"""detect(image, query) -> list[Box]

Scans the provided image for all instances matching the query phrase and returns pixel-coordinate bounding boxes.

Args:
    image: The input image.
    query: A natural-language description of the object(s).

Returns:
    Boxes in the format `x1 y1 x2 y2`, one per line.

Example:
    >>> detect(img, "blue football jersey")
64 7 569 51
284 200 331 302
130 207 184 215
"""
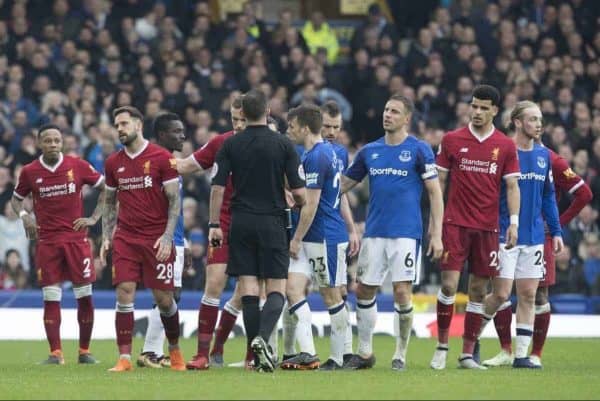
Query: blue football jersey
344 136 437 239
301 141 348 243
499 144 561 245
173 176 185 247
330 142 349 174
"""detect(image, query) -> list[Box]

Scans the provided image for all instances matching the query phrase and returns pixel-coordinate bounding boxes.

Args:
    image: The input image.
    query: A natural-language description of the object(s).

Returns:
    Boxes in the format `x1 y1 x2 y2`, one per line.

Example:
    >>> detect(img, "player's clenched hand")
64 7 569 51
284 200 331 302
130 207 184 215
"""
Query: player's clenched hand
208 227 223 248
505 225 518 250
289 238 301 259
427 235 443 261
99 239 111 266
73 217 97 231
22 215 38 240
154 234 173 262
347 231 360 258
553 236 564 255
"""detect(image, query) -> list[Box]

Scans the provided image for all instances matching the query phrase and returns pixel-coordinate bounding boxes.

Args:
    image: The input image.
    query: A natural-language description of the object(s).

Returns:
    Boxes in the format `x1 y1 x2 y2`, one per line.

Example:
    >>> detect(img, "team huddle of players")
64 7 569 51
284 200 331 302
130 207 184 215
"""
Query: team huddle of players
11 84 592 372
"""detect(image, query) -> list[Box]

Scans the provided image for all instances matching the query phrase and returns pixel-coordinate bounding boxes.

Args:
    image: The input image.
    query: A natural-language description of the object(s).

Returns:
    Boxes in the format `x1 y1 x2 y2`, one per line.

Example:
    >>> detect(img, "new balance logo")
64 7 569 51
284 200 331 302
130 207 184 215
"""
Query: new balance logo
117 167 125 173
460 147 469 153
36 178 43 184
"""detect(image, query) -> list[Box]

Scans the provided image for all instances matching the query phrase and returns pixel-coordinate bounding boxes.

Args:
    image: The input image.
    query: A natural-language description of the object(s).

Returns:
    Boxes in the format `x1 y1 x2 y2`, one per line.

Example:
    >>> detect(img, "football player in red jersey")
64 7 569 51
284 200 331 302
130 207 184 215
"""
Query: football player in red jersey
12 124 106 365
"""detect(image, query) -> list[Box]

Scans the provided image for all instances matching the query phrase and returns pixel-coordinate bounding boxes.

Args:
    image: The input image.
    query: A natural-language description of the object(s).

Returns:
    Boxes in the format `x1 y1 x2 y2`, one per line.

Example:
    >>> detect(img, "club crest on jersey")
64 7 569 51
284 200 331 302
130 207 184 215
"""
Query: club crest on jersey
537 156 546 169
67 169 74 182
143 160 151 174
399 150 411 162
491 147 500 161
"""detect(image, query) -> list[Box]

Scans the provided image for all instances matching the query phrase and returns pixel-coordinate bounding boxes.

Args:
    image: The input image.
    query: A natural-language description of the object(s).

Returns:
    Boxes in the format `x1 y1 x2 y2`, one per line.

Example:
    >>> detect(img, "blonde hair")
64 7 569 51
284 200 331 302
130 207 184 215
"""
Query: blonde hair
509 100 540 131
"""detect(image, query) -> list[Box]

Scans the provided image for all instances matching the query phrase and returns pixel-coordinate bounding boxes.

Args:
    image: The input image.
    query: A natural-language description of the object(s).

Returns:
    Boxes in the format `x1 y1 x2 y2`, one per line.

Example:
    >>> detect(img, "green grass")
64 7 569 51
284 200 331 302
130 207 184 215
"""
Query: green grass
0 337 598 400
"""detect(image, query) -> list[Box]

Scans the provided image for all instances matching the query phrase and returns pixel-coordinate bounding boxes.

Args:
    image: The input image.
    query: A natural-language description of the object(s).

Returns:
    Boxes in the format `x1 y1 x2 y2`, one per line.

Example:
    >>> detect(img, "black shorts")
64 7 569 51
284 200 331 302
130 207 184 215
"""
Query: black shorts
227 212 289 279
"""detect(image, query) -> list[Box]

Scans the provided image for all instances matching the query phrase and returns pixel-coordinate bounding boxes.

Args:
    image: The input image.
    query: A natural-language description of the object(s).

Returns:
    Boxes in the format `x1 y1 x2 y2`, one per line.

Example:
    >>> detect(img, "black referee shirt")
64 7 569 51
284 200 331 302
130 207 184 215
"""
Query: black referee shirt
212 125 305 215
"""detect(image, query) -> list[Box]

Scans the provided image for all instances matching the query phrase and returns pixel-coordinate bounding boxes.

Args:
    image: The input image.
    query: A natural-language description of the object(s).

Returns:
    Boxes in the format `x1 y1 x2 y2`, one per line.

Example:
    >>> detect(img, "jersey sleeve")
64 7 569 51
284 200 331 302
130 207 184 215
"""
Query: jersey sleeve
502 140 521 179
417 141 438 180
435 134 451 171
212 138 232 187
159 152 180 185
77 158 104 187
344 147 367 182
104 156 117 190
542 154 561 237
284 138 305 189
552 153 584 194
13 166 31 199
303 151 326 189
192 138 218 170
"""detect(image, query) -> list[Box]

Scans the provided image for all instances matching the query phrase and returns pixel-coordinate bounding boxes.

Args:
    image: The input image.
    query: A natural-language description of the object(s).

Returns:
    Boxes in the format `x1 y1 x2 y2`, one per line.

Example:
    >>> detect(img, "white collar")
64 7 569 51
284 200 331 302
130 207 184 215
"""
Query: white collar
468 123 495 143
124 140 149 159
39 153 64 173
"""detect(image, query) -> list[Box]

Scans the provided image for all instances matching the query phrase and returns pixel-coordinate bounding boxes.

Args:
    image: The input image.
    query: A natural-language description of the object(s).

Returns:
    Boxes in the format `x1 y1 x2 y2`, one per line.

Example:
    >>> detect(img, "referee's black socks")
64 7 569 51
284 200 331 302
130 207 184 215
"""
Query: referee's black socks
259 292 285 343
242 295 260 350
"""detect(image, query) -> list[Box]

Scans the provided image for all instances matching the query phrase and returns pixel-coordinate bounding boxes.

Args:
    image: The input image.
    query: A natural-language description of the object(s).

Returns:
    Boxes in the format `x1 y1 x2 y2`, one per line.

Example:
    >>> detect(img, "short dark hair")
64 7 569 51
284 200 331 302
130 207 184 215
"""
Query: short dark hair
472 84 501 106
231 95 243 109
37 123 62 138
153 112 181 136
112 105 144 121
321 100 340 118
241 89 267 121
388 93 414 115
289 103 322 134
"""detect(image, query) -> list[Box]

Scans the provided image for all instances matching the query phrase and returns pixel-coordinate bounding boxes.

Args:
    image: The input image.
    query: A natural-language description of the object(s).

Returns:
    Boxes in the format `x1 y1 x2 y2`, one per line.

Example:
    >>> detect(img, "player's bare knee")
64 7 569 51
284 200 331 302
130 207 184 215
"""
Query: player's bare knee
116 283 135 304
319 287 342 307
356 282 378 300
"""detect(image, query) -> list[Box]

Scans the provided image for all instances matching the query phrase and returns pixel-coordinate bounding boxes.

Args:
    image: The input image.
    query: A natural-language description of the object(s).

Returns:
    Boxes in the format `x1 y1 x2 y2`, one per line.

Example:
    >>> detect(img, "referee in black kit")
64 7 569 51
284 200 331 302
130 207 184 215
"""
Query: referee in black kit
208 89 306 372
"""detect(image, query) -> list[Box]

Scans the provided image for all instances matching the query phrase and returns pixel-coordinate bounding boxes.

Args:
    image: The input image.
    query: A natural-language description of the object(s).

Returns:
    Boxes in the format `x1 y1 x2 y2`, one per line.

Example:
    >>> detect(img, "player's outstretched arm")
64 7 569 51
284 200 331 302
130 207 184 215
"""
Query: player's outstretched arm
11 195 37 240
176 157 203 175
73 182 106 231
504 176 520 250
290 188 321 259
424 177 444 261
154 179 181 262
100 188 117 266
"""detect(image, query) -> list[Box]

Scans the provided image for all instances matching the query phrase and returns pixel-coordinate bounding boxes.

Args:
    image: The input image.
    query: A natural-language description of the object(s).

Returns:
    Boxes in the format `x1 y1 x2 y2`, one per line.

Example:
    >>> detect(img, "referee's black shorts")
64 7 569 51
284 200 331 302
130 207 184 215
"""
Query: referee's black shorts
226 212 289 279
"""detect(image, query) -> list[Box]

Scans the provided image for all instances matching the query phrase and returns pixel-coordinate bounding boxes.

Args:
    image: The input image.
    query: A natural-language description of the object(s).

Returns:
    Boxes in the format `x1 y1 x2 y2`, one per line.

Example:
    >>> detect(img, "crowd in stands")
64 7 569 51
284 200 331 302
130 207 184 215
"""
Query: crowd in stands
0 0 599 298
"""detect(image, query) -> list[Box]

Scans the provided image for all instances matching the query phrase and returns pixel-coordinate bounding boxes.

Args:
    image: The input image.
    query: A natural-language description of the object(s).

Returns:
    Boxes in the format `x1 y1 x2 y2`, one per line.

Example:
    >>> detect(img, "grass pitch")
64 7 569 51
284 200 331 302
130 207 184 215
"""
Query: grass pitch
0 337 597 400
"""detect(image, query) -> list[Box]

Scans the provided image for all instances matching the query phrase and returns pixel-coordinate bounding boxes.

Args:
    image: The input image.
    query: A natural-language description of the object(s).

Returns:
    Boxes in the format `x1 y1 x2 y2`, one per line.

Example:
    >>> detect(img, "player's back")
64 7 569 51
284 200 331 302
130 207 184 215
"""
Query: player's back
345 135 435 239
14 154 103 242
105 142 179 240
302 141 347 243
436 126 520 232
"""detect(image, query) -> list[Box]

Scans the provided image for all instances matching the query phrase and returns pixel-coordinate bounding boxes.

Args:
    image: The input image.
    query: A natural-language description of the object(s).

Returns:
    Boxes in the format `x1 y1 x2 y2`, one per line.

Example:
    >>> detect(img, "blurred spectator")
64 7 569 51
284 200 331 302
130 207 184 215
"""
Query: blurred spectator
301 11 339 65
581 233 600 295
184 228 206 290
0 202 30 272
552 245 587 295
0 249 28 290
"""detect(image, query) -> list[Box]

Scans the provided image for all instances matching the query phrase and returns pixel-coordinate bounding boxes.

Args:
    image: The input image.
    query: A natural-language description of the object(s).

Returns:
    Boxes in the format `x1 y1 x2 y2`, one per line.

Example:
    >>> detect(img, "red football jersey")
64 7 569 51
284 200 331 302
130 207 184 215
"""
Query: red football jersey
14 154 104 242
436 124 520 232
549 149 584 202
105 141 179 240
191 131 234 229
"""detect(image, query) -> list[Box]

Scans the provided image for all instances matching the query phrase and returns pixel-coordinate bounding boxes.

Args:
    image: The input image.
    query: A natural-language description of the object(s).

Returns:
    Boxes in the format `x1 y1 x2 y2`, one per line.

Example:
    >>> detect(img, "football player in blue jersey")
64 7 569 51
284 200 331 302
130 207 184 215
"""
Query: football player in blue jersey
137 112 191 368
341 94 444 371
281 103 351 371
479 100 563 368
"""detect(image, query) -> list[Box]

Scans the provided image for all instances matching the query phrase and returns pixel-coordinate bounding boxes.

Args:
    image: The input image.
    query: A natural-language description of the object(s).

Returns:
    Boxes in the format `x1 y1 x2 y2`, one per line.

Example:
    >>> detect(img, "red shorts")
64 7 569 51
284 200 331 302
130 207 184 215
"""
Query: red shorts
207 229 229 265
440 224 500 278
539 235 555 287
36 238 95 287
112 234 176 290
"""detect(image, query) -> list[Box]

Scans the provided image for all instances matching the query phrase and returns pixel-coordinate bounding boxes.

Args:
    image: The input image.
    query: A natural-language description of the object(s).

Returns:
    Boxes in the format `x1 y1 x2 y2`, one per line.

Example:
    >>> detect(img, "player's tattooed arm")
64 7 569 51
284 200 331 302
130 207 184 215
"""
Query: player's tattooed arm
11 195 37 240
100 188 117 265
154 180 181 261
73 182 106 231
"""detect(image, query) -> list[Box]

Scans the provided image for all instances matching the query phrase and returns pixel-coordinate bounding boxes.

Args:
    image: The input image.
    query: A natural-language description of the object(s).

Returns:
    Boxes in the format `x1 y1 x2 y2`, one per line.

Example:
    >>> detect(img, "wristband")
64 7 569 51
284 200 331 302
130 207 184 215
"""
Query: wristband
510 214 519 227
208 222 220 229
19 210 28 218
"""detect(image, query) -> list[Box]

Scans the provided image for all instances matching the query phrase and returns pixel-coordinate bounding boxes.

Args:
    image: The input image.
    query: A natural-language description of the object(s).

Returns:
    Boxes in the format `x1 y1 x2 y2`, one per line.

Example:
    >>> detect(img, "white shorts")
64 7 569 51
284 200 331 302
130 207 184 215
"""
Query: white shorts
174 245 184 288
288 241 348 288
498 243 544 280
357 237 421 286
